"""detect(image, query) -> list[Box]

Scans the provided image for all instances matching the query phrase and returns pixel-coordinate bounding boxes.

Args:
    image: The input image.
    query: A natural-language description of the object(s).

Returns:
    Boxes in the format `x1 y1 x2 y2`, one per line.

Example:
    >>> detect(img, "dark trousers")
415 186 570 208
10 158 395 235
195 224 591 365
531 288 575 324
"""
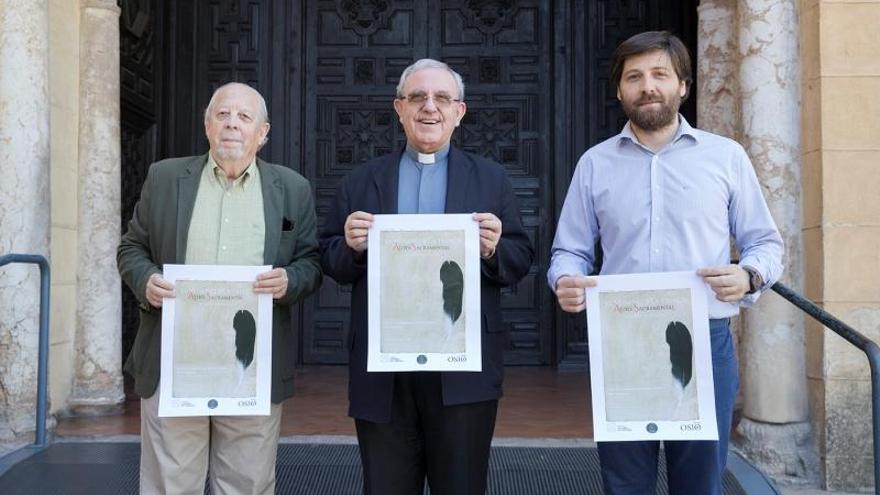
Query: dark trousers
598 318 740 495
355 372 498 495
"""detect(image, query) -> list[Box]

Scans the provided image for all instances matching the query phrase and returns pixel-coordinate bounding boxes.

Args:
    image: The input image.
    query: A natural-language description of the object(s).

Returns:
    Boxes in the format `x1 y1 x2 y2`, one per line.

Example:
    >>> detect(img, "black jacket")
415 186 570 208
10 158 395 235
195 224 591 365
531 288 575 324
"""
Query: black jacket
320 147 534 422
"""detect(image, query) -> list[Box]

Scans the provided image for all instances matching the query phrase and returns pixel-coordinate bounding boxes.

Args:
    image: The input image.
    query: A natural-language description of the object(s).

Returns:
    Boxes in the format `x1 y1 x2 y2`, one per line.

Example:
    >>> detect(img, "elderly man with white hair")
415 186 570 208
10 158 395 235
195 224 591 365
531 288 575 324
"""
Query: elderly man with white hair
118 82 322 494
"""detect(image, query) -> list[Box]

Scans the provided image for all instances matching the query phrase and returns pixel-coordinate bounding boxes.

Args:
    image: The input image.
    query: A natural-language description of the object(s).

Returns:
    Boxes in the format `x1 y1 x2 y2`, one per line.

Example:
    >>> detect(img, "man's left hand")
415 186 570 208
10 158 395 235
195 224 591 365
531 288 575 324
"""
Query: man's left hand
473 212 502 259
697 264 750 302
254 268 289 299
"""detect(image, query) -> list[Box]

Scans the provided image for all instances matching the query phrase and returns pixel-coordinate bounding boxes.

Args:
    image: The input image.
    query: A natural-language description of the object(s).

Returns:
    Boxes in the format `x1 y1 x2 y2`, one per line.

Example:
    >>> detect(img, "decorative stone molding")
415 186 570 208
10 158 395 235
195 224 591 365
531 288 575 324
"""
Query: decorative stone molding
735 418 818 486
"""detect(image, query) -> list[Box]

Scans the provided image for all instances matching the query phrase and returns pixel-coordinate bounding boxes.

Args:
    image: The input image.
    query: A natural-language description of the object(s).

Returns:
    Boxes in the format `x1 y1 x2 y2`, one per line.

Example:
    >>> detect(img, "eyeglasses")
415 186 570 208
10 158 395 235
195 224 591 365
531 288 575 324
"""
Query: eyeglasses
397 92 461 108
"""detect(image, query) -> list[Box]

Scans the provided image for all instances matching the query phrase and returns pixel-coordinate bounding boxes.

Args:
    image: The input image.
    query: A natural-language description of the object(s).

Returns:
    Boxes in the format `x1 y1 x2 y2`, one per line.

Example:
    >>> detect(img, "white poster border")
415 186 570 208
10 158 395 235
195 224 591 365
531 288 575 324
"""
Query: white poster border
367 214 481 372
159 264 273 417
586 271 719 441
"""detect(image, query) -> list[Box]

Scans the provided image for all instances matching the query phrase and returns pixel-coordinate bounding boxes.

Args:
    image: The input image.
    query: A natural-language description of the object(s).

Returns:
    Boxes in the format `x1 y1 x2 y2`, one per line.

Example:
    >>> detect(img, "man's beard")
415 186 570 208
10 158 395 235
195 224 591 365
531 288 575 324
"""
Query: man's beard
622 93 681 131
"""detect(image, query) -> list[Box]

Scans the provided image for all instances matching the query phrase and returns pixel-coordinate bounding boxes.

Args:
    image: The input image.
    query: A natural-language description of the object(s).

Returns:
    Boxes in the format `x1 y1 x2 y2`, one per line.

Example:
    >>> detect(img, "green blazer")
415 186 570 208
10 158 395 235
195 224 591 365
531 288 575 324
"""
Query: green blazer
117 154 322 403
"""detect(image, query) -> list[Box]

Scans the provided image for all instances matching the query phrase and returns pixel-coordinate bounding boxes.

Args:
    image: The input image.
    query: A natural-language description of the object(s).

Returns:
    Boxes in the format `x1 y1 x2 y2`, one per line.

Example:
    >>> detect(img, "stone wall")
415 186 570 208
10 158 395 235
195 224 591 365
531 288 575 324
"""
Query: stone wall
801 0 880 491
0 0 51 454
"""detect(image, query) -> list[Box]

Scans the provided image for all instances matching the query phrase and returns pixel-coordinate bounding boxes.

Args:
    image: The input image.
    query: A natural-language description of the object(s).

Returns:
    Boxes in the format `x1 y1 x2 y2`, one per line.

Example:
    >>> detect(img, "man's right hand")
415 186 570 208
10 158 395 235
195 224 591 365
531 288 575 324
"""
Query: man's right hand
554 275 596 313
344 211 374 252
146 273 175 308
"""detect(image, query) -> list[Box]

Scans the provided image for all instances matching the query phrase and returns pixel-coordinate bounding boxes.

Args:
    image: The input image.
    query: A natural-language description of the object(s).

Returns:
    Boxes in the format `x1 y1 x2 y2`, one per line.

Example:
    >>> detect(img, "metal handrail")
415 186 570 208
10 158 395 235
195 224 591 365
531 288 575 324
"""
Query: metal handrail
0 254 50 447
771 282 880 494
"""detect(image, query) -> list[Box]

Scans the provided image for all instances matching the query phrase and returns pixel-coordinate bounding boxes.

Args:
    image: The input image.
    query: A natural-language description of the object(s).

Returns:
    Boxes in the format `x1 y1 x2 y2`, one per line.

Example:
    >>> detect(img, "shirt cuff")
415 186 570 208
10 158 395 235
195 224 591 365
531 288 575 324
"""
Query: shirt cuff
547 261 587 292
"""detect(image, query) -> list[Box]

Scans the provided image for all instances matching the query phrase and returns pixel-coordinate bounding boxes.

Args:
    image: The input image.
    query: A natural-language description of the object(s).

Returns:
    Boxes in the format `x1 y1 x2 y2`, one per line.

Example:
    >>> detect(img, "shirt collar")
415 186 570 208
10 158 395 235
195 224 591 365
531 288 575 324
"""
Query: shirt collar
617 114 699 150
404 144 450 165
207 153 258 189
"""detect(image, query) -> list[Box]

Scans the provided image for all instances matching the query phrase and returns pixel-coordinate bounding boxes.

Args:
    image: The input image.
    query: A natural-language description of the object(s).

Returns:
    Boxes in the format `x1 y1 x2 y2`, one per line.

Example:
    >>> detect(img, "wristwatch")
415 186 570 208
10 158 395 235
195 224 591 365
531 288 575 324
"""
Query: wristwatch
741 265 763 294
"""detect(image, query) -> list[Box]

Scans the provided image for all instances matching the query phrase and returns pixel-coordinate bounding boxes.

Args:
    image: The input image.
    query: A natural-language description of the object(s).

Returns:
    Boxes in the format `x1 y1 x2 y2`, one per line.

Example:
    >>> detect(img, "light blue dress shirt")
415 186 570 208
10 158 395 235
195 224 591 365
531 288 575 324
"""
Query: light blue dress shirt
547 116 784 318
397 145 449 214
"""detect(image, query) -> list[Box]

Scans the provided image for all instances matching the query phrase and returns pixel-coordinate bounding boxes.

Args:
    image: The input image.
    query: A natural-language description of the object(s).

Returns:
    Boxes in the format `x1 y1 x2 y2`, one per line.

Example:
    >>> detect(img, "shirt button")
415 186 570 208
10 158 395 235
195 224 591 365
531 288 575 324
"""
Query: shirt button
654 249 659 253
224 218 229 223
221 246 227 251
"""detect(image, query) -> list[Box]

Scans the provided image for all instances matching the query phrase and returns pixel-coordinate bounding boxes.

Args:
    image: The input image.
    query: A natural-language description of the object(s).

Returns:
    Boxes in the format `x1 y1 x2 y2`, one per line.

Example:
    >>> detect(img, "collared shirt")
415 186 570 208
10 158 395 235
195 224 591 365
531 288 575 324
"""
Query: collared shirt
397 145 449 214
185 154 265 265
547 116 784 318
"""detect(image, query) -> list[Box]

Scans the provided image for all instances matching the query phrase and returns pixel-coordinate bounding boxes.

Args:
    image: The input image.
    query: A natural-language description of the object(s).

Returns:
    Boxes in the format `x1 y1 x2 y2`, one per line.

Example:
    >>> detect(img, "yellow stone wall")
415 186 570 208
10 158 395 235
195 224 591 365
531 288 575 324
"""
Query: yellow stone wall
48 0 80 415
801 0 880 490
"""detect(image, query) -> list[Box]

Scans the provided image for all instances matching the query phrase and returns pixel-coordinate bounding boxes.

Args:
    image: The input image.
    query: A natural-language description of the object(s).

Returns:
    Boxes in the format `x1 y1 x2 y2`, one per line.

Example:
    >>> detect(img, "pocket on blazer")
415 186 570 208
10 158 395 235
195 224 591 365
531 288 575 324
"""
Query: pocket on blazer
276 230 297 263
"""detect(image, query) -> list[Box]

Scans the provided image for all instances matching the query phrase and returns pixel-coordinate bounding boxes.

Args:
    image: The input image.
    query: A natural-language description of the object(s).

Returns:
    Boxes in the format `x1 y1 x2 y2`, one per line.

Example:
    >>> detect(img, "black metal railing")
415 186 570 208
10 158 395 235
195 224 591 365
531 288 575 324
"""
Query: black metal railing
771 282 880 494
0 254 50 447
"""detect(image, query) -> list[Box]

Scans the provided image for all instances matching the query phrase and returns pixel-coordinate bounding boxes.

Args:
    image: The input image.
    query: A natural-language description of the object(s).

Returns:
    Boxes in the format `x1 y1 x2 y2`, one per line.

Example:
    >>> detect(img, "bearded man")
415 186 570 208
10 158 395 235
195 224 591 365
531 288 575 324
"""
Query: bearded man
548 31 784 495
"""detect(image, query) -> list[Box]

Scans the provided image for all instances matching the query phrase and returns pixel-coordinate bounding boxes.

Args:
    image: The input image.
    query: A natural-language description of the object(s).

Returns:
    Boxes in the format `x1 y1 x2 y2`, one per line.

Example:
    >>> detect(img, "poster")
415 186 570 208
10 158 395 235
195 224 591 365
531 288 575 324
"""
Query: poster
585 271 718 441
367 214 481 371
159 264 272 417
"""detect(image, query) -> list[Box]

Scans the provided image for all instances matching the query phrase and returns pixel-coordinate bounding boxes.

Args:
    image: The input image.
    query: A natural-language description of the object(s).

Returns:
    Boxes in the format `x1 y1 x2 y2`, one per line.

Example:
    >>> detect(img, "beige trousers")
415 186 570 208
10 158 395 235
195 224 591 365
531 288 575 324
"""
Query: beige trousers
139 389 283 495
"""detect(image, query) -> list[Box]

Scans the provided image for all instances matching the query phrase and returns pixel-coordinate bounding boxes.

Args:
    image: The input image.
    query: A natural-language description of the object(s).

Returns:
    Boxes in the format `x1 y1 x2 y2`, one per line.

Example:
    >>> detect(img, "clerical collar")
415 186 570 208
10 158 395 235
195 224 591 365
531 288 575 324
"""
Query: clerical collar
404 145 450 165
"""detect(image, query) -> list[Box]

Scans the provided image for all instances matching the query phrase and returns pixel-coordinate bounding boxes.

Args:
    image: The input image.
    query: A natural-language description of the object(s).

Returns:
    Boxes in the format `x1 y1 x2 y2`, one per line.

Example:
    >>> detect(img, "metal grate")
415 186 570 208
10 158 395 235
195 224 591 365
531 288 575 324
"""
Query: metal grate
0 442 748 494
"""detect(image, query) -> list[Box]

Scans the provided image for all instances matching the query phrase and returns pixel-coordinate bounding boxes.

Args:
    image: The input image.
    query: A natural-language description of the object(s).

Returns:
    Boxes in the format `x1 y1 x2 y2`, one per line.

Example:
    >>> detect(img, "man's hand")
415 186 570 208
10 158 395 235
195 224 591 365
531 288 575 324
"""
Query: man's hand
554 275 597 313
345 211 374 253
146 273 175 308
255 268 289 299
697 264 750 302
472 212 502 259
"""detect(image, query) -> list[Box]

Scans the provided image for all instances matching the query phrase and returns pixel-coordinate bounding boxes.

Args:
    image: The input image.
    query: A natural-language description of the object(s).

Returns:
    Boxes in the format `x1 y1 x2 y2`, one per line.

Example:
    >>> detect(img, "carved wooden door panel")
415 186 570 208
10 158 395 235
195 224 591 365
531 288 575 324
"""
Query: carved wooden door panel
301 1 420 364
433 1 553 365
120 0 163 368
138 0 697 368
302 1 555 365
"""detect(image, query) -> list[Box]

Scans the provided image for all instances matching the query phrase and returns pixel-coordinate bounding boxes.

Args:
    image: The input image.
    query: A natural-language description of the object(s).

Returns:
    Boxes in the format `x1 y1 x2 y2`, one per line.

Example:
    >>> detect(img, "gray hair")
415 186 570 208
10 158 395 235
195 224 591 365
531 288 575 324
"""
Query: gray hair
204 82 270 125
396 59 465 101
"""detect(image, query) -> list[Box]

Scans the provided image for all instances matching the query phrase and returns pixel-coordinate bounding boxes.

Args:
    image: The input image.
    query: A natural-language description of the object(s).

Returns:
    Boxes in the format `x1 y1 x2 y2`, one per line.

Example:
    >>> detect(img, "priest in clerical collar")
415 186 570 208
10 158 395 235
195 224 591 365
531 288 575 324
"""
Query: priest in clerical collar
319 58 534 495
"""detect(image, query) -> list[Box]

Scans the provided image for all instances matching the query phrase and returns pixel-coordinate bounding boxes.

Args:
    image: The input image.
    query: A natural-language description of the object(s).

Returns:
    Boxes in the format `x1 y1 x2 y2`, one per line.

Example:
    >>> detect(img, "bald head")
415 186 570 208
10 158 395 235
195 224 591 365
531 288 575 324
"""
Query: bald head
205 82 269 125
203 82 271 169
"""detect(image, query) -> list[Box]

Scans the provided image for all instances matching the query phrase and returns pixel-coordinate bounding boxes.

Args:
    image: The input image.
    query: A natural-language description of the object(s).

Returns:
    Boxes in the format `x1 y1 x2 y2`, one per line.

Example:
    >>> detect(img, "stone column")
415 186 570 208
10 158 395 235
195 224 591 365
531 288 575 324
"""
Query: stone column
696 0 739 140
69 0 125 415
0 1 51 448
696 0 748 392
734 0 817 484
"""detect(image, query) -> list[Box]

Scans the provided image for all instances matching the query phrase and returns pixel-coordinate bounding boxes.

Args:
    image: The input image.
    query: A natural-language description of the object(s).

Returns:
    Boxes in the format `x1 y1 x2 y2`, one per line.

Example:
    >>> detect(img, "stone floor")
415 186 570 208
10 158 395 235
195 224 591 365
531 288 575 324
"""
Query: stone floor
780 488 863 495
51 365 868 494
55 365 593 439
